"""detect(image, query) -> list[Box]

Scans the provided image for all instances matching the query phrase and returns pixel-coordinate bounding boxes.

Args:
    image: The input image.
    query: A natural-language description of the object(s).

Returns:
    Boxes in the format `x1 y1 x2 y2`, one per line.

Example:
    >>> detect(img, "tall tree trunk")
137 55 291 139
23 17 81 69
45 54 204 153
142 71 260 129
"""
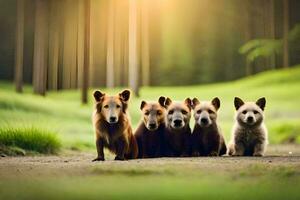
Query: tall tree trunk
77 0 85 88
14 0 25 93
33 0 48 96
48 0 60 90
283 0 289 68
269 0 276 69
244 0 252 75
129 0 139 96
141 0 150 86
106 0 115 88
82 0 90 104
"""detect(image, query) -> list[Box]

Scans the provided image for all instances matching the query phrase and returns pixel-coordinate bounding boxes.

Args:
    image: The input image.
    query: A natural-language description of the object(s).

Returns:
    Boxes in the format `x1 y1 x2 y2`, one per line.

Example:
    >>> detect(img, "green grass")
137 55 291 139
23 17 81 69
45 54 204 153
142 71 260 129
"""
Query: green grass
0 127 61 155
0 66 300 150
0 163 300 200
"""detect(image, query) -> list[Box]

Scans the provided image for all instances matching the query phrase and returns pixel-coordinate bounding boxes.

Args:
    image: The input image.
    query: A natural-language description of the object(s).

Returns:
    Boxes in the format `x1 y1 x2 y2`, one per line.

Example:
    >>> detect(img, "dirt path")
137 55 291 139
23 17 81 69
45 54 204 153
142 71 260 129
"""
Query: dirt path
1 144 300 179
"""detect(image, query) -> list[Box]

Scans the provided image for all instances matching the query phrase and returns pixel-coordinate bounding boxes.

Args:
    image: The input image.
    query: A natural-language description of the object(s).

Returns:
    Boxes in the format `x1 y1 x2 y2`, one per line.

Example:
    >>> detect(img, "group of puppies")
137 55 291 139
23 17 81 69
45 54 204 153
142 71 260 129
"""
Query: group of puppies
92 90 268 161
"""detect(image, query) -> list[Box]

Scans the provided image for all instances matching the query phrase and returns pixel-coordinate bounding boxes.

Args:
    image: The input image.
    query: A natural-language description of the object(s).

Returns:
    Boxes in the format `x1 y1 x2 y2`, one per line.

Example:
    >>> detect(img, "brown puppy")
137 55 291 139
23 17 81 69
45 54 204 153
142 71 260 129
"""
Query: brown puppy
191 97 226 156
92 90 138 161
163 98 192 157
134 97 166 158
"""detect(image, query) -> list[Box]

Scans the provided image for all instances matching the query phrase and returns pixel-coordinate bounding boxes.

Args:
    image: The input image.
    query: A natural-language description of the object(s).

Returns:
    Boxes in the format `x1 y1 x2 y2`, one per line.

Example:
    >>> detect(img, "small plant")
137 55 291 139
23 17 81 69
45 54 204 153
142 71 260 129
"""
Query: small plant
0 127 61 155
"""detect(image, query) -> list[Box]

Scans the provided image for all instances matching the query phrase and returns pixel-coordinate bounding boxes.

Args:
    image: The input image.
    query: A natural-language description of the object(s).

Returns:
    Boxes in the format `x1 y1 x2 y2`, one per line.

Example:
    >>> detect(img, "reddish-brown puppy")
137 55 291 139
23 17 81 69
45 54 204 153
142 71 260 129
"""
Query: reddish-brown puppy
191 97 226 156
134 97 166 158
163 98 192 157
92 90 138 161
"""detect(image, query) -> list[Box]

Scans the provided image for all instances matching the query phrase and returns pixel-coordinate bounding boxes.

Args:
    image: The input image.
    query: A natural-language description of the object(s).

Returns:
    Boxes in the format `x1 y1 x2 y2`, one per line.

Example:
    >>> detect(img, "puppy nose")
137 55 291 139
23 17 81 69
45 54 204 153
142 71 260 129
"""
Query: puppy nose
149 123 156 129
174 119 182 126
247 116 254 122
110 116 117 122
201 118 208 124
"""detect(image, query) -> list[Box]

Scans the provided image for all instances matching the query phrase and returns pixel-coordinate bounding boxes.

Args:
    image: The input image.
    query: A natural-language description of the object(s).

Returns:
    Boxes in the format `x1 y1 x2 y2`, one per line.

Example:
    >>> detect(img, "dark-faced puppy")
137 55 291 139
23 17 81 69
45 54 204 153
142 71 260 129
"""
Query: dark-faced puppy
191 97 226 156
228 97 268 156
92 90 138 161
163 98 192 157
134 97 166 158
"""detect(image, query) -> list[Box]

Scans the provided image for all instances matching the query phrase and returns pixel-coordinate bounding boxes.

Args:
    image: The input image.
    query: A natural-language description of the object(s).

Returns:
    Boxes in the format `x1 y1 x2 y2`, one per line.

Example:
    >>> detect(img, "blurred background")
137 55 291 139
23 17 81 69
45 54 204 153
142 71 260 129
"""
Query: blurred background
0 0 300 152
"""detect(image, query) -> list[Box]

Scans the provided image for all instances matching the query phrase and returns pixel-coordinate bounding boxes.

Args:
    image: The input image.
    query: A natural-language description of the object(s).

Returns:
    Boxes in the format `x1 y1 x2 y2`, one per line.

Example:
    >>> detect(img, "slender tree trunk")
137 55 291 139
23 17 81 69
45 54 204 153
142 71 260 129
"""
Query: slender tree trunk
48 0 60 90
106 0 115 88
129 0 139 96
244 0 252 75
141 0 150 86
14 0 25 93
82 0 90 104
269 0 276 69
33 0 48 96
283 0 289 68
77 0 85 88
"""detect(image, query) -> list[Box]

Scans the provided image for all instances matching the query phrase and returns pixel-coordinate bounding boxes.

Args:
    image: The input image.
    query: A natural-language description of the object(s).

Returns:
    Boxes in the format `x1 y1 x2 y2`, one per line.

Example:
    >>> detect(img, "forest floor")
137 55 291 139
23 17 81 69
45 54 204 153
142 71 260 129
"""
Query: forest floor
1 145 300 200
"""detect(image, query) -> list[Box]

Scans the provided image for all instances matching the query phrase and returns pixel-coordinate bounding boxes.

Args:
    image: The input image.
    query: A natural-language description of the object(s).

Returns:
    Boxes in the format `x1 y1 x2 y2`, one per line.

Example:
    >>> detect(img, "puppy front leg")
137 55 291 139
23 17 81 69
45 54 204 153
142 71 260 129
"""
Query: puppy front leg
92 137 105 161
233 142 245 156
115 137 127 161
253 142 265 156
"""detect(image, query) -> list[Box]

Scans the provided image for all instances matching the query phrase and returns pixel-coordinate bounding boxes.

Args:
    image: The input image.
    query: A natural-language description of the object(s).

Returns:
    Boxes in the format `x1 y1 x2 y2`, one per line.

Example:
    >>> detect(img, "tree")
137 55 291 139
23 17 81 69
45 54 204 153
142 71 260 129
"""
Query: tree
129 0 139 96
106 0 115 88
82 0 90 104
14 0 25 93
283 0 289 68
32 0 49 96
141 0 150 86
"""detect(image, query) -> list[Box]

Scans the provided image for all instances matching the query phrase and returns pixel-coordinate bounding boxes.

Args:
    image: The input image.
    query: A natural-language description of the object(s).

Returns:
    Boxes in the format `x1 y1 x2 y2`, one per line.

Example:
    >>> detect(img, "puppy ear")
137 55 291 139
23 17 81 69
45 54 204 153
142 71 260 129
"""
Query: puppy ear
93 90 105 102
158 96 166 107
164 97 172 108
212 97 220 111
234 97 244 110
256 97 266 111
119 89 131 102
184 98 192 110
140 101 147 110
192 98 200 109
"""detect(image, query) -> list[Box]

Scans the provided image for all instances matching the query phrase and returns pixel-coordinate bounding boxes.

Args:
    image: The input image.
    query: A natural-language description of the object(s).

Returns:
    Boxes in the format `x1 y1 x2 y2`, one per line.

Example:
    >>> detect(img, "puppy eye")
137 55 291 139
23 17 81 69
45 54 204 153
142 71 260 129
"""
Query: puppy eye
104 105 109 109
182 110 188 115
168 110 174 115
254 110 258 114
208 109 214 114
145 111 150 115
242 110 247 114
116 105 121 108
197 110 202 114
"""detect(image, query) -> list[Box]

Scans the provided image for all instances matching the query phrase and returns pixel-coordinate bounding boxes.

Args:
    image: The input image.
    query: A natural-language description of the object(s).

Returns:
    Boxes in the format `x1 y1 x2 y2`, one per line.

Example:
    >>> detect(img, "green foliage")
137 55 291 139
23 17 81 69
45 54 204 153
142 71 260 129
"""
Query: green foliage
0 127 61 155
239 39 281 62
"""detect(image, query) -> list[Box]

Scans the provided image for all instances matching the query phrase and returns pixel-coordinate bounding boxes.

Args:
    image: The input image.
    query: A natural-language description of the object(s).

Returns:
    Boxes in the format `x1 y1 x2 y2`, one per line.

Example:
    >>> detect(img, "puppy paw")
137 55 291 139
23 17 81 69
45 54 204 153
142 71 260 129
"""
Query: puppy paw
192 151 200 157
92 157 105 162
114 156 125 161
253 152 263 157
209 152 218 156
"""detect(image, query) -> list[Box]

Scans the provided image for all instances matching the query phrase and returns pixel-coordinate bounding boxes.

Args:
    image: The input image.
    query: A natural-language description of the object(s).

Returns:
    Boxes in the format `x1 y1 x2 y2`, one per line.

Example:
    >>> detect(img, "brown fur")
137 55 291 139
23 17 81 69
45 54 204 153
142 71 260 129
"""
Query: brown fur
191 97 226 156
163 98 192 157
92 90 138 161
134 97 166 158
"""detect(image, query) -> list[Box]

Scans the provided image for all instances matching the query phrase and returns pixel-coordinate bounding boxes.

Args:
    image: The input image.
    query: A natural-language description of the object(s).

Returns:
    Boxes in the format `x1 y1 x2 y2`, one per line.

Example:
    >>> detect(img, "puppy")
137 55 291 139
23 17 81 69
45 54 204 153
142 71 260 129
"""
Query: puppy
163 98 192 157
191 97 227 156
92 90 138 161
134 97 166 158
228 97 268 156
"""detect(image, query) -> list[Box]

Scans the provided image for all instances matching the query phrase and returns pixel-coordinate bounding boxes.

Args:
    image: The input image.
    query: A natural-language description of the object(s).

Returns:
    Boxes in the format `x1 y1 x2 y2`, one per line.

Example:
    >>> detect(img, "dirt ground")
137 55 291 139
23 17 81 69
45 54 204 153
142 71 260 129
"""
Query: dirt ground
1 144 300 178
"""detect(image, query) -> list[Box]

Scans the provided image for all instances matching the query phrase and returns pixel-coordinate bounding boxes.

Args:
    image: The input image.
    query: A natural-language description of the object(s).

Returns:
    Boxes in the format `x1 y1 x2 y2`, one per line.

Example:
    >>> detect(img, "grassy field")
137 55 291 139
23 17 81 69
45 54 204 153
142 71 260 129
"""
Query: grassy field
1 66 300 153
1 67 300 200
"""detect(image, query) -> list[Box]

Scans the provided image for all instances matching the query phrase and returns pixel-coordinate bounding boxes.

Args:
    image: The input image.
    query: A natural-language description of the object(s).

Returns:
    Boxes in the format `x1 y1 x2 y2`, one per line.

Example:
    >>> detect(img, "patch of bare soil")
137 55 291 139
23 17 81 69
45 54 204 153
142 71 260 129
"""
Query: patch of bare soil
0 145 300 179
